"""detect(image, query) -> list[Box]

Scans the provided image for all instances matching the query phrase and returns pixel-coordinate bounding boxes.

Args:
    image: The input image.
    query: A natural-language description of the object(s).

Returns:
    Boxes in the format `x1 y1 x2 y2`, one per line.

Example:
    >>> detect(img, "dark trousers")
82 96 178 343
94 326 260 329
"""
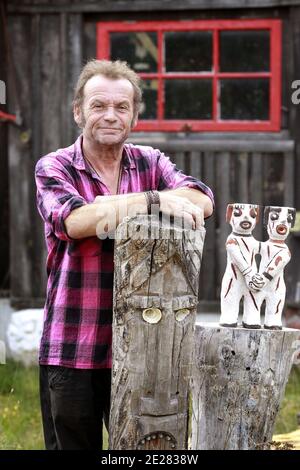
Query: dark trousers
39 365 111 450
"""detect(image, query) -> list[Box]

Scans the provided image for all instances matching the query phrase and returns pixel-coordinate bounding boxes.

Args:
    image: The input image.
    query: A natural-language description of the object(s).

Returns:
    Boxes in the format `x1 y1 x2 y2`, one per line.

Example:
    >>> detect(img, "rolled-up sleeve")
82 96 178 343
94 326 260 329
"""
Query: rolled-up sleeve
155 151 214 209
35 159 86 241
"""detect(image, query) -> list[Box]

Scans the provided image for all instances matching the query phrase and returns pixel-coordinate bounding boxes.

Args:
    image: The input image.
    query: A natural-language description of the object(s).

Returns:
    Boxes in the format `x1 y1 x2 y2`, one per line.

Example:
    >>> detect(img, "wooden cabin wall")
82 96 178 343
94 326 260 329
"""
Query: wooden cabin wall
0 1 9 293
5 1 300 309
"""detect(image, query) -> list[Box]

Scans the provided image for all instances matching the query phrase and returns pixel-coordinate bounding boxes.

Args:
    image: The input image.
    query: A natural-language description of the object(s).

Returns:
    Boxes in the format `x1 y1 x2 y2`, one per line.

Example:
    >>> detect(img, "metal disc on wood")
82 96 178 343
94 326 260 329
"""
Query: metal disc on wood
142 307 162 324
175 308 190 322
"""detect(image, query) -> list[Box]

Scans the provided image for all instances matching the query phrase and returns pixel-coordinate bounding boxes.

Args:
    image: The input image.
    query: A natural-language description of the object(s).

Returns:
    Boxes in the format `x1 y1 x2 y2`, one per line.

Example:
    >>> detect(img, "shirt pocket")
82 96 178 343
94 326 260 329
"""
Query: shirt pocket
67 237 102 257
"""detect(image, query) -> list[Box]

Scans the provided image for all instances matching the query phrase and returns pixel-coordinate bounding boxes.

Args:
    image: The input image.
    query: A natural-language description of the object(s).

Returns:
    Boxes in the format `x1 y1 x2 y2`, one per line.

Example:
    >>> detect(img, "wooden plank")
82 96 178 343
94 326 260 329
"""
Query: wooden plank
189 151 202 180
8 14 33 301
68 14 83 142
250 152 264 242
7 0 300 13
29 13 47 299
200 152 217 301
60 12 69 146
284 151 295 206
0 2 9 290
171 151 185 172
281 16 290 130
40 14 61 153
83 19 96 63
216 152 231 292
237 152 249 203
290 7 300 209
130 139 295 153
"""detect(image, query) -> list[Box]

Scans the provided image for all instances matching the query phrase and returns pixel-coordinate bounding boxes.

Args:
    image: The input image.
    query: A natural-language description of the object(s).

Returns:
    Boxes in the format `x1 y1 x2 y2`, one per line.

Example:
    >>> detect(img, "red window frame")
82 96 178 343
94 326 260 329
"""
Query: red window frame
97 19 281 132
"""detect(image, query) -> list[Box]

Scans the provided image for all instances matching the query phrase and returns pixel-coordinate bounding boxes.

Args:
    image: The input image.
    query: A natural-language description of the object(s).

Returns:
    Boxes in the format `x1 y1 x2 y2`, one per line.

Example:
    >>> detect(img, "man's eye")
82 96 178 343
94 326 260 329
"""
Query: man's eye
270 212 279 221
250 208 257 219
233 208 242 217
287 214 294 223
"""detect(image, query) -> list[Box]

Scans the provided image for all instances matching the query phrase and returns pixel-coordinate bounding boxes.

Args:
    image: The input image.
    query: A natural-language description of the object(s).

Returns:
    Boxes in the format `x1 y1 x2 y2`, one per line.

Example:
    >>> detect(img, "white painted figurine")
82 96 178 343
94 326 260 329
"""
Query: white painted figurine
220 203 296 330
250 206 296 330
220 203 261 328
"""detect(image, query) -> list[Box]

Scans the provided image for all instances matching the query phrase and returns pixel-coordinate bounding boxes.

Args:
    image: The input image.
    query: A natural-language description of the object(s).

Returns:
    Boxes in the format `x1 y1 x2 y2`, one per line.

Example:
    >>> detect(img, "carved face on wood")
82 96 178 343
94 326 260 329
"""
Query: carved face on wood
264 206 296 241
226 203 259 235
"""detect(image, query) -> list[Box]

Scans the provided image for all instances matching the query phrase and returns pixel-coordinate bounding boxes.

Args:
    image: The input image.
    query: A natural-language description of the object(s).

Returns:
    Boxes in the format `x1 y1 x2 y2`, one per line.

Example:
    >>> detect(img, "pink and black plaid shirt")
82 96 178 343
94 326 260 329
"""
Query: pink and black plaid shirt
35 135 214 369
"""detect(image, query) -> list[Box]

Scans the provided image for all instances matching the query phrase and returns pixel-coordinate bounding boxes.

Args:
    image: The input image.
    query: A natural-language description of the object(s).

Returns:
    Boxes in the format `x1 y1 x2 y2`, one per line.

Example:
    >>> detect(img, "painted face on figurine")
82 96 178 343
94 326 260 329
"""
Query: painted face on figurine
226 203 259 235
264 206 296 241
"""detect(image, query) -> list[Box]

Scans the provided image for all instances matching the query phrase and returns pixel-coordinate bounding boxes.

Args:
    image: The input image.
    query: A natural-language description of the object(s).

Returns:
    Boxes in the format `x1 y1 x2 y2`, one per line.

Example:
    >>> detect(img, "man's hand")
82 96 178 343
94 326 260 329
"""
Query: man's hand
159 192 204 230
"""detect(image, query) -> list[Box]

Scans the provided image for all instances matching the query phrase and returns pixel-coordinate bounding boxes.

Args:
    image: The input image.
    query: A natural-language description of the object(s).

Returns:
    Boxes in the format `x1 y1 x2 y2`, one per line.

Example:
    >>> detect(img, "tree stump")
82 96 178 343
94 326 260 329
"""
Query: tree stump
191 323 300 450
109 215 205 450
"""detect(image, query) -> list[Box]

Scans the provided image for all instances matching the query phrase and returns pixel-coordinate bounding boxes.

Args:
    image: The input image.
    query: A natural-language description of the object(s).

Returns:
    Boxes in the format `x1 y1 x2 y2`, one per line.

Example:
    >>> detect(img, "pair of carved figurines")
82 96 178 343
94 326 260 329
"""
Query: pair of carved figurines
220 204 296 330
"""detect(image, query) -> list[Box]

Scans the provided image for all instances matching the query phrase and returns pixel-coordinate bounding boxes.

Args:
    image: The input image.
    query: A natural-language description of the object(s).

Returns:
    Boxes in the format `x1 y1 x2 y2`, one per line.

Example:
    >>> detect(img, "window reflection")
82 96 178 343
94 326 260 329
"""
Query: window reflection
110 32 158 72
140 80 158 120
220 79 269 120
220 31 270 72
165 31 213 72
165 80 212 119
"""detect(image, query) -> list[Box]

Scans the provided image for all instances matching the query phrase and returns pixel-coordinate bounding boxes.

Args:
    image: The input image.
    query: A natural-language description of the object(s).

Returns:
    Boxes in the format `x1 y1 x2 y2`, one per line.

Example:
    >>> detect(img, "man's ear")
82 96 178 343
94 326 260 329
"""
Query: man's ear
73 104 83 128
131 113 138 130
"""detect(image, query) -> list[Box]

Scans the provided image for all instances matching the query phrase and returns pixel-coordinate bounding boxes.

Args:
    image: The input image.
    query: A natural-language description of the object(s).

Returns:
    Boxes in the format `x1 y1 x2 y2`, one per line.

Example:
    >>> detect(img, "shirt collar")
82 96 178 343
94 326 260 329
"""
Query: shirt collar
72 134 136 170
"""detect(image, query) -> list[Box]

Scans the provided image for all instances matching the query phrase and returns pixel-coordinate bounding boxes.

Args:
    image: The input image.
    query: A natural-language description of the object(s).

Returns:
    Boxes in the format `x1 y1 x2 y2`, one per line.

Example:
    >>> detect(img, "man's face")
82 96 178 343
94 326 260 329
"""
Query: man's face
74 74 137 146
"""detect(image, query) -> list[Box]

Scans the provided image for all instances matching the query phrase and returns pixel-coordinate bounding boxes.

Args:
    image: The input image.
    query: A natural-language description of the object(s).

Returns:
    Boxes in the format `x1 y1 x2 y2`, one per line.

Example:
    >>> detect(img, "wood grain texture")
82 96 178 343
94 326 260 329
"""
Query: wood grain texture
110 215 205 450
191 323 300 449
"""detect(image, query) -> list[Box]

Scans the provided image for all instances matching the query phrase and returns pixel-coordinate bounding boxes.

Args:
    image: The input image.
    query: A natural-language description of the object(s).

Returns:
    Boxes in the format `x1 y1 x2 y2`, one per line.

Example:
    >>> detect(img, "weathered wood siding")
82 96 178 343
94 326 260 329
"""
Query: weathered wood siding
4 1 300 308
0 1 9 291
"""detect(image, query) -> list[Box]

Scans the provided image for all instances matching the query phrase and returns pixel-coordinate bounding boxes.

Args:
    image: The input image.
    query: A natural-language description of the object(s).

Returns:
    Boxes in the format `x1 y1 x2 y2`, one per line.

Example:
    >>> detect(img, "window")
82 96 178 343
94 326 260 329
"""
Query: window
97 20 281 132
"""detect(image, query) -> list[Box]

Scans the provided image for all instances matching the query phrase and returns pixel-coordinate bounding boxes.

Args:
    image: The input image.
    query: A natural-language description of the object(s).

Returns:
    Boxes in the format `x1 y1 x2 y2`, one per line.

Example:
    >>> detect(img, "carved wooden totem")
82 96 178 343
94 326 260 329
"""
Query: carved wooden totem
110 215 205 450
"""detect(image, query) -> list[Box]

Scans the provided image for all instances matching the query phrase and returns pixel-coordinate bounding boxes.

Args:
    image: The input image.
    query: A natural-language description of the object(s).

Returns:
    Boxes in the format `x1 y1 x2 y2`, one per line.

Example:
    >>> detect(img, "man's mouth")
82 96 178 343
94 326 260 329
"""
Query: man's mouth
276 224 287 235
240 221 252 230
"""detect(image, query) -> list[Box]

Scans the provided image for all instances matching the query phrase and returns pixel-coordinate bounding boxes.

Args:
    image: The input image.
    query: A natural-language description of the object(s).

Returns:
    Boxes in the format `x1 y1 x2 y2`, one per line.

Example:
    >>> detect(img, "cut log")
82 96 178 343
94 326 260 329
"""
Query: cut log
109 215 205 450
191 322 300 450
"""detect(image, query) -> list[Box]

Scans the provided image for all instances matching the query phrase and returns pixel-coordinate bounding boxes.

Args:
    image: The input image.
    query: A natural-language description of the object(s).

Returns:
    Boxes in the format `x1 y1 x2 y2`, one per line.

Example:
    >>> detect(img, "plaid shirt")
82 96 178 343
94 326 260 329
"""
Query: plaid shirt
35 135 214 369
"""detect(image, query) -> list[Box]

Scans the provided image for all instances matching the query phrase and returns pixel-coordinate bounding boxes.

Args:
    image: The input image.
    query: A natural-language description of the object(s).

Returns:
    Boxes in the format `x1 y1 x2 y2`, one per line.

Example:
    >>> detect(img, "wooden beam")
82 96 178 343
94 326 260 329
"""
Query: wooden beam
130 138 295 153
6 0 300 14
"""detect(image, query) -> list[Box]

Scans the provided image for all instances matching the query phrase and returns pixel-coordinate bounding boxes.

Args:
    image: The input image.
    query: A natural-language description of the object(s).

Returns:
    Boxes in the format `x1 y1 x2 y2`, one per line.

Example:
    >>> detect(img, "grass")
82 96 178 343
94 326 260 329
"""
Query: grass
0 360 44 450
274 365 300 435
0 360 299 450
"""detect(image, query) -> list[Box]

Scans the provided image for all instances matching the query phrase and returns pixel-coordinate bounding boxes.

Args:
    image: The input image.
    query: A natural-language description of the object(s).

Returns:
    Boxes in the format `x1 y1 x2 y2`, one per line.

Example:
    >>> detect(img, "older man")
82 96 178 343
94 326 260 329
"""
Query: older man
35 59 214 450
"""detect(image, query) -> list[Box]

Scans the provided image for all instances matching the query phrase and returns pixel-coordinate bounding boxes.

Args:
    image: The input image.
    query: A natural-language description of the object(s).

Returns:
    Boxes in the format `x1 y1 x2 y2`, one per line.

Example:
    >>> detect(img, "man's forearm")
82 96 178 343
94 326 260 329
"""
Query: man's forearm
65 188 213 239
65 192 148 239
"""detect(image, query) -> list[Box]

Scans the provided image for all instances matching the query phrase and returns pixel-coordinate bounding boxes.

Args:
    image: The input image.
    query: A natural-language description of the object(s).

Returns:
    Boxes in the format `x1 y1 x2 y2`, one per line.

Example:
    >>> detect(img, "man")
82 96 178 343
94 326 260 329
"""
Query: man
35 59 214 450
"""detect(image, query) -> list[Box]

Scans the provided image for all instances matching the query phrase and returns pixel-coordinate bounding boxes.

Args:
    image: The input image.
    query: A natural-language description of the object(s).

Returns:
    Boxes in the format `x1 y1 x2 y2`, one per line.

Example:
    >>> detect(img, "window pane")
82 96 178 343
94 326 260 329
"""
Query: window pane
140 79 158 120
165 31 213 72
165 79 212 119
110 32 158 72
220 31 270 72
220 79 269 120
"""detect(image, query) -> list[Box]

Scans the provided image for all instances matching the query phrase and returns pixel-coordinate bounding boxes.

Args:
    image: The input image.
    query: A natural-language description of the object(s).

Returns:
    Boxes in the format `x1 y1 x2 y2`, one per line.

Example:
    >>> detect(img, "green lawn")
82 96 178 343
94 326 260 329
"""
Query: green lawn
0 360 299 450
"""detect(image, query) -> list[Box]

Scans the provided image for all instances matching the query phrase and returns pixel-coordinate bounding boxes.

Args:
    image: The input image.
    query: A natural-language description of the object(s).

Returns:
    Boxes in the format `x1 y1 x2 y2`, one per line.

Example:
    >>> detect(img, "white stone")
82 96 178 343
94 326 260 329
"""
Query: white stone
6 309 43 367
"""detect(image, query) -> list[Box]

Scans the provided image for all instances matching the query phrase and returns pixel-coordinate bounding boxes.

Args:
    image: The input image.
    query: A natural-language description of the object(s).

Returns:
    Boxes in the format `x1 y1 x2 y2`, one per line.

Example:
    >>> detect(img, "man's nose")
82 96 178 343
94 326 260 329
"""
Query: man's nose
104 106 117 121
